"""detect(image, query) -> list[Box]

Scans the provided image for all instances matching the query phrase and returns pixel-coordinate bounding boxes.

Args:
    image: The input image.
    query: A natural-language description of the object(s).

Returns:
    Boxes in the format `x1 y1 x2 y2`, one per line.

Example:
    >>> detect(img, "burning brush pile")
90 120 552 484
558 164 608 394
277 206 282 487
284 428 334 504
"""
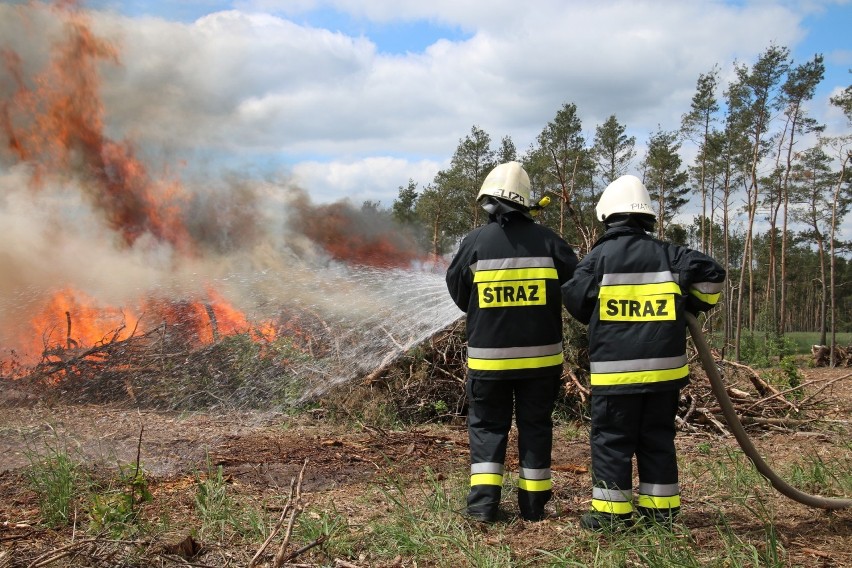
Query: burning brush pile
0 2 462 410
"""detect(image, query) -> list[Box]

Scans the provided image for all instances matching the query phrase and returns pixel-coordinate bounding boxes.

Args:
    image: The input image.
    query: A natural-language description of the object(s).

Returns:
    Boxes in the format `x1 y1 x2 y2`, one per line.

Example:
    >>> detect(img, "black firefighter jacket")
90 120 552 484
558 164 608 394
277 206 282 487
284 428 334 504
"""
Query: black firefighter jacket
446 211 578 380
561 226 726 394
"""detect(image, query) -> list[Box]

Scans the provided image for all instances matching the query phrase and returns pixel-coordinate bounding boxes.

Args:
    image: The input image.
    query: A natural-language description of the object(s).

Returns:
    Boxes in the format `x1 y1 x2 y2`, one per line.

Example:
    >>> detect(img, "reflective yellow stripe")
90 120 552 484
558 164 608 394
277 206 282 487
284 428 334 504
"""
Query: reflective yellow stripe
518 478 552 492
473 267 557 282
468 353 563 371
690 288 721 305
637 494 681 509
591 499 634 515
471 473 503 487
591 364 688 386
600 282 682 296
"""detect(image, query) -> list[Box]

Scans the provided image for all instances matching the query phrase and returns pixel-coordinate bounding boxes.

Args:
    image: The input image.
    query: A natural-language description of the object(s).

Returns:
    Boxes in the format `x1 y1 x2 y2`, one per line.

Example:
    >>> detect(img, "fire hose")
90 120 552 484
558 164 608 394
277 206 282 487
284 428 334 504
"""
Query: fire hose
463 187 847 509
686 312 852 509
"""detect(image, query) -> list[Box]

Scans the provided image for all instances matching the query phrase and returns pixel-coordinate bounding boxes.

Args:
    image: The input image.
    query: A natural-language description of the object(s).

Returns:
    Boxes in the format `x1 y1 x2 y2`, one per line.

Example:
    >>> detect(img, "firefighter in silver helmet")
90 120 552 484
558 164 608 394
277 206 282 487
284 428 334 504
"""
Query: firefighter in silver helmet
562 175 725 530
446 161 578 522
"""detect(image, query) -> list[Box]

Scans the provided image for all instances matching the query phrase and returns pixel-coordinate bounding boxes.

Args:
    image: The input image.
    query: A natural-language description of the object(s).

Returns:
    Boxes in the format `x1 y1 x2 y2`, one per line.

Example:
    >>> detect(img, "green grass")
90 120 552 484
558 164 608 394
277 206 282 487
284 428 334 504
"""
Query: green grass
194 456 267 542
24 441 83 528
705 330 852 360
785 446 852 497
783 331 852 354
340 467 517 567
88 461 153 538
685 446 768 499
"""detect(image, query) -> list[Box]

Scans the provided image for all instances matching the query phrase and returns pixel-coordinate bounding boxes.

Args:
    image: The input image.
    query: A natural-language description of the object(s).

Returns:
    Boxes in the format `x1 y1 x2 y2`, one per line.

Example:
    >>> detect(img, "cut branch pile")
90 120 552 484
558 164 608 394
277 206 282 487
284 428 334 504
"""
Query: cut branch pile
811 344 852 367
323 318 469 424
676 346 843 435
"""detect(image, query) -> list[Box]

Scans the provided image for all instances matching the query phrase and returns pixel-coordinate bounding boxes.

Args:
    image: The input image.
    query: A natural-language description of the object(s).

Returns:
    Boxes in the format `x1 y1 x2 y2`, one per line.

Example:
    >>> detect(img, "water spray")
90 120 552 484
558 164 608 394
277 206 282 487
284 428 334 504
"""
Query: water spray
686 313 852 510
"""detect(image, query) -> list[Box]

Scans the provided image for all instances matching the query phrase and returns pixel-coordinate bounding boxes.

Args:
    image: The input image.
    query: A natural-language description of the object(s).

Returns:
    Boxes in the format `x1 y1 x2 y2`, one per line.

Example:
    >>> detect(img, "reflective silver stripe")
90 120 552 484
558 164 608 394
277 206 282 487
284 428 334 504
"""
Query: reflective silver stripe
471 462 504 475
592 487 632 502
467 342 563 360
590 354 688 374
472 257 556 272
601 271 675 286
519 467 551 480
638 482 680 496
691 281 724 293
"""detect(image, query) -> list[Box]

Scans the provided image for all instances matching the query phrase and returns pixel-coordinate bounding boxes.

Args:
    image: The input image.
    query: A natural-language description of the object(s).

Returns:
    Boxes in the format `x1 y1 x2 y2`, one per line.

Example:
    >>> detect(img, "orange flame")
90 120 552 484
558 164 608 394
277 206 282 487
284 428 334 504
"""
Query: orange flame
21 286 276 365
293 201 424 268
28 288 140 358
0 0 192 253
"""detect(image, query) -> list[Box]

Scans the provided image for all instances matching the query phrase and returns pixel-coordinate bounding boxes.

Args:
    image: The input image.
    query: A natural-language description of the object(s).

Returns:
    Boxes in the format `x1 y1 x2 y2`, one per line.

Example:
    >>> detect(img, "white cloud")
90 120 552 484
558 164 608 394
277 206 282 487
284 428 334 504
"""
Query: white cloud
291 157 445 204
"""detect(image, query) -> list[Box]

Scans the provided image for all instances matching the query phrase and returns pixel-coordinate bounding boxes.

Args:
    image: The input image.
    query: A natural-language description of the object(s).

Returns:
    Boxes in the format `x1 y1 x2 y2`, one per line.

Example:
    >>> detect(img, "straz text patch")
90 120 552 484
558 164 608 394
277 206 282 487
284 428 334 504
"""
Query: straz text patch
478 279 546 307
599 292 675 321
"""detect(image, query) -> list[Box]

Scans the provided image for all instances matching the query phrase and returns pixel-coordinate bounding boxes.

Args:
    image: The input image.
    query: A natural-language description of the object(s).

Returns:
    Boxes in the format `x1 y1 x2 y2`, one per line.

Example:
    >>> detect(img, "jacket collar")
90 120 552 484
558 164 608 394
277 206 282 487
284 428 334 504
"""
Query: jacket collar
592 225 648 248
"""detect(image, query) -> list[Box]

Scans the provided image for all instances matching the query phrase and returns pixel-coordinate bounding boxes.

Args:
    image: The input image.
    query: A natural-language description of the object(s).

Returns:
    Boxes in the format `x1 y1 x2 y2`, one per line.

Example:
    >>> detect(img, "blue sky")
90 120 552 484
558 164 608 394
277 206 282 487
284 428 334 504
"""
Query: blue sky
96 1 472 51
2 0 851 206
798 3 851 94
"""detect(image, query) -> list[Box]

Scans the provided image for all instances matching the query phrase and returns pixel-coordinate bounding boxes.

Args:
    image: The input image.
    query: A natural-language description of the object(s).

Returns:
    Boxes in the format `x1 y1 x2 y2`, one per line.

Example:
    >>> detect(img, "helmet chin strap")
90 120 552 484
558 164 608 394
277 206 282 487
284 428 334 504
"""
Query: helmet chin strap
480 196 532 222
481 196 500 215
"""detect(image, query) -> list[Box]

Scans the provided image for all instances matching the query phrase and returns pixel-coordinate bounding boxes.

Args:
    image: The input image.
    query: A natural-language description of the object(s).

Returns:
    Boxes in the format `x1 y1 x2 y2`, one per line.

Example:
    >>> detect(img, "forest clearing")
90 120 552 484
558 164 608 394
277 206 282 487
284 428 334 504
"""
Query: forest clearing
1 3 851 566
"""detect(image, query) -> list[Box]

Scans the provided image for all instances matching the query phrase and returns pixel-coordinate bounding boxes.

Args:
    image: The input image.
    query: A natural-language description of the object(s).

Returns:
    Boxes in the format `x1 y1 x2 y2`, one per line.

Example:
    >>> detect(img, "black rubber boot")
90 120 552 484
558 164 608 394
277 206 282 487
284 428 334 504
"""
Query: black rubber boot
636 506 679 529
519 489 551 522
580 511 634 532
465 509 498 523
466 485 500 523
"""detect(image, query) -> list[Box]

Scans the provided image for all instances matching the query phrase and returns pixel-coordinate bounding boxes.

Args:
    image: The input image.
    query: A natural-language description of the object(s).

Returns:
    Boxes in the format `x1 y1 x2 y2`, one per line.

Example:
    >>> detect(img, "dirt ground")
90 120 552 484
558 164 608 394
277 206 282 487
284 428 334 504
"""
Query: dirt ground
1 366 851 566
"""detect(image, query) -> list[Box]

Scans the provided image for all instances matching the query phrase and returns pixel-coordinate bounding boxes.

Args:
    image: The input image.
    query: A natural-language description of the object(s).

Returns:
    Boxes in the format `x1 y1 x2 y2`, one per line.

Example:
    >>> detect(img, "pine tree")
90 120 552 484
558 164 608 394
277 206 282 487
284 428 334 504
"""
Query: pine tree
642 129 689 239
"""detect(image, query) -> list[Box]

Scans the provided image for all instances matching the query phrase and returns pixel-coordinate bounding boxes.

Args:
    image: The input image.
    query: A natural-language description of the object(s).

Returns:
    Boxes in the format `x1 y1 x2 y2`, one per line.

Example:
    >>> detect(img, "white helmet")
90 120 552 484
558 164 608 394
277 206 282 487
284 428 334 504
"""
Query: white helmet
477 161 530 209
596 175 655 222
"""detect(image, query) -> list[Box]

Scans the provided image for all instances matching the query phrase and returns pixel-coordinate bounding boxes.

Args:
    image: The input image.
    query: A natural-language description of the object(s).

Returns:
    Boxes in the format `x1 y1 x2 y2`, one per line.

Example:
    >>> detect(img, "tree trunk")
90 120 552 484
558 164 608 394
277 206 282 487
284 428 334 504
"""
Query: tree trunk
723 177 732 359
829 152 850 366
735 182 757 361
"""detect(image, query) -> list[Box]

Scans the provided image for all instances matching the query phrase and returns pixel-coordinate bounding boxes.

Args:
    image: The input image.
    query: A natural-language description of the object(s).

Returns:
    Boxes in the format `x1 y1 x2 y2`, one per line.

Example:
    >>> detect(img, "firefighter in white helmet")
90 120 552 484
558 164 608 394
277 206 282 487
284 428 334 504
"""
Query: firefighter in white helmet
562 174 725 530
446 161 578 522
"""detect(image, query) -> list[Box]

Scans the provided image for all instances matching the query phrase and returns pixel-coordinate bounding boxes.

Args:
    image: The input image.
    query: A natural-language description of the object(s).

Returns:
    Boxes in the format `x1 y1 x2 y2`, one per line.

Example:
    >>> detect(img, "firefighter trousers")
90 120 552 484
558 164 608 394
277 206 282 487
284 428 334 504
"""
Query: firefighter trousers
466 375 560 521
589 389 681 520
